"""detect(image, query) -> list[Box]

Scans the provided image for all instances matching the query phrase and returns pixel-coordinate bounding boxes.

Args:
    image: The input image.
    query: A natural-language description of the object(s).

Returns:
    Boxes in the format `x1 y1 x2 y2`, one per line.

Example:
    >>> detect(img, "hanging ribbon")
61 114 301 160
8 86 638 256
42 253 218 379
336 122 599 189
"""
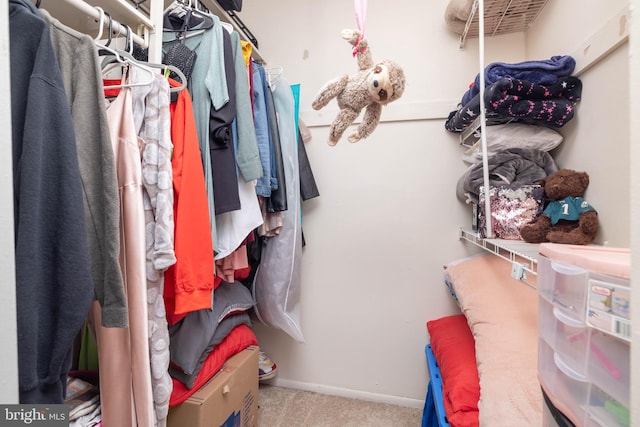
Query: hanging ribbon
352 0 368 57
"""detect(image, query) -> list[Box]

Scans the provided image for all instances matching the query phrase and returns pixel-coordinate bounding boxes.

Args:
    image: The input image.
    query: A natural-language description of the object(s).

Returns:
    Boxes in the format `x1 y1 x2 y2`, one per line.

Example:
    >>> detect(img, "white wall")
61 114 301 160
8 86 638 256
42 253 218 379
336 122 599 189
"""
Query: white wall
238 0 633 407
525 0 630 248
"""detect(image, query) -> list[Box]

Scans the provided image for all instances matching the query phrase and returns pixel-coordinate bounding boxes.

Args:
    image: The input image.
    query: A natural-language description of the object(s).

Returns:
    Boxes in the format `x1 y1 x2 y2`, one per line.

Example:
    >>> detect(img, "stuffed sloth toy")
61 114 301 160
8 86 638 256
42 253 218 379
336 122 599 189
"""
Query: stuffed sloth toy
312 29 406 146
519 169 599 245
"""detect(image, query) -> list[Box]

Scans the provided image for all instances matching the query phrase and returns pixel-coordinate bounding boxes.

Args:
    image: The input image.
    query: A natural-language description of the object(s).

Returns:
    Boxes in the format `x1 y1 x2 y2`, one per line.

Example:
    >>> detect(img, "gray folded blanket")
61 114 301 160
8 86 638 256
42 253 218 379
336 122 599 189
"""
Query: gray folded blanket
457 148 558 204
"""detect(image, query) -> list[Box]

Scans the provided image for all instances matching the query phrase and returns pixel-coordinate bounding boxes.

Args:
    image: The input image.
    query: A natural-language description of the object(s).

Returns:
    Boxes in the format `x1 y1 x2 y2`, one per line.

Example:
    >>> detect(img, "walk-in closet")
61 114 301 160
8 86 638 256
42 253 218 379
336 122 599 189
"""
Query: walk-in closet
0 0 639 426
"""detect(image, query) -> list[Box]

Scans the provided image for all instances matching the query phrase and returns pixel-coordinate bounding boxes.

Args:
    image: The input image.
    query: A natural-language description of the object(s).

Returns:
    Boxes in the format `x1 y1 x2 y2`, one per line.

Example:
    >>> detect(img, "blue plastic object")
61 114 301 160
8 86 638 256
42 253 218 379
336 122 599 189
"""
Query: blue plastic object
424 344 450 427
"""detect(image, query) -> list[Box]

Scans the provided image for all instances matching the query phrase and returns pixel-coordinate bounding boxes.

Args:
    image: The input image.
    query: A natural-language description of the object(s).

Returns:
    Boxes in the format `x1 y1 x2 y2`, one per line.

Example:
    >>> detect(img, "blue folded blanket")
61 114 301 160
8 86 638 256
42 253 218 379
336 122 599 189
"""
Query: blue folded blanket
461 55 576 106
446 76 582 132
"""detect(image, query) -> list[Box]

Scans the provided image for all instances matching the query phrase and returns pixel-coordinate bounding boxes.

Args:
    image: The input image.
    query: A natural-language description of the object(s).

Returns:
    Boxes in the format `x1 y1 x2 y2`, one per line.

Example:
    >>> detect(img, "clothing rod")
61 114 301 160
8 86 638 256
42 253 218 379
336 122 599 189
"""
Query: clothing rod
112 0 154 28
59 0 150 48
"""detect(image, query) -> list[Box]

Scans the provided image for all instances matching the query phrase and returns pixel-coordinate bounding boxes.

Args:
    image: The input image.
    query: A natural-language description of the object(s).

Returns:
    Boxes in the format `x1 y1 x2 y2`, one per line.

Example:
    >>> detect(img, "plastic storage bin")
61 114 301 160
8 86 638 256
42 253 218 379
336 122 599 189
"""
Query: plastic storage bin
538 338 589 425
537 243 631 427
538 296 589 376
538 255 590 321
584 384 630 427
586 331 630 408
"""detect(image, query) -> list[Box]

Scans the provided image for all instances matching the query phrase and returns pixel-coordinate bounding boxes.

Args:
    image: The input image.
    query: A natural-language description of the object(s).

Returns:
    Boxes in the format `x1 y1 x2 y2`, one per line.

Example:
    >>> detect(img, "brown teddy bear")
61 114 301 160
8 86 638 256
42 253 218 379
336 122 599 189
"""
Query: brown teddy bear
311 29 406 146
519 169 599 245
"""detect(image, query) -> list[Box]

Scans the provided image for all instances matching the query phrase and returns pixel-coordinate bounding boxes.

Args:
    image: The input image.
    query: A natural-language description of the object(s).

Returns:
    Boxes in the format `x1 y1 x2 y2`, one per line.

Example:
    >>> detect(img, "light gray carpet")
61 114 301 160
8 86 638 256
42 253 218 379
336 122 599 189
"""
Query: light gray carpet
258 384 424 427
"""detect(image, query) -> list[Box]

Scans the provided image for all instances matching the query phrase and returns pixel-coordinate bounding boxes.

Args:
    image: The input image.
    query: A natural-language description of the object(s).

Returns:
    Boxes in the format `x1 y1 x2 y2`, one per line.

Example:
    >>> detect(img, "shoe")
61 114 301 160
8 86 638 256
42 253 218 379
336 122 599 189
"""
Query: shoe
258 350 277 381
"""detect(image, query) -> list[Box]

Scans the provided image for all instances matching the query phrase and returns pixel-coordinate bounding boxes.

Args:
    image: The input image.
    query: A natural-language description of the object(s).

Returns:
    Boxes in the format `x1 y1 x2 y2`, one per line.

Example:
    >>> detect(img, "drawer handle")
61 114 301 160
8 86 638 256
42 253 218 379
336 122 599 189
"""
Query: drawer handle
551 261 587 275
552 306 585 327
553 352 588 382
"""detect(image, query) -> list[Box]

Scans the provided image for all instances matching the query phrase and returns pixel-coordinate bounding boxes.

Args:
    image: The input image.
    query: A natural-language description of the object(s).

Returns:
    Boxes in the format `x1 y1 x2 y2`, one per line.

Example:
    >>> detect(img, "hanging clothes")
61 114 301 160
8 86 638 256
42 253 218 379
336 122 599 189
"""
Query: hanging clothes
257 196 283 237
89 84 154 427
131 67 176 427
229 31 262 183
214 31 264 261
263 76 288 213
210 27 241 215
252 77 304 343
9 0 94 404
252 61 275 198
163 11 228 254
164 79 216 326
297 120 320 202
252 60 285 237
41 8 128 329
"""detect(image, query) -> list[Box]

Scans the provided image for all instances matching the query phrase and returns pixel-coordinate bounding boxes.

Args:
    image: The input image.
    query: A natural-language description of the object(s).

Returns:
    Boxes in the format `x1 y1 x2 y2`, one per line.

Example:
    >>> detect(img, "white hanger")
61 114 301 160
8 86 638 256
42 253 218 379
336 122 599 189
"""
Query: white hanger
102 63 156 90
94 8 126 66
94 6 105 42
265 66 283 90
220 21 233 34
96 13 155 90
118 24 188 93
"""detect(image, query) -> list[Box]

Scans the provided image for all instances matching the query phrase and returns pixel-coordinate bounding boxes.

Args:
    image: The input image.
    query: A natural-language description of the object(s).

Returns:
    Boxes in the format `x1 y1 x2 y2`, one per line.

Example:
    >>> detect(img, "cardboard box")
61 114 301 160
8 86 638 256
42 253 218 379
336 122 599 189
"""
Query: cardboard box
168 346 259 427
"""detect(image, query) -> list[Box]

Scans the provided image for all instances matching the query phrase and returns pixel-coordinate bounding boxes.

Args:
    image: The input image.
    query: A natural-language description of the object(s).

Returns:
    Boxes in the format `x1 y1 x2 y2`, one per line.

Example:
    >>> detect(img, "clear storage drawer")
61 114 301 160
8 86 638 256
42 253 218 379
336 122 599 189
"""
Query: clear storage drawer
538 255 589 321
539 297 589 376
538 338 588 426
586 331 630 408
585 384 629 427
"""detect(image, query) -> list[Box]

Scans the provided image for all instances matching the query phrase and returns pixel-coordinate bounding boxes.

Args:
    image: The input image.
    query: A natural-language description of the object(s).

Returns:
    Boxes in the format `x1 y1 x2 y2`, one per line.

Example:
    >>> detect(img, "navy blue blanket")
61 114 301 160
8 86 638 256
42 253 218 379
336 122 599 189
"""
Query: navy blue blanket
445 76 582 133
461 55 576 105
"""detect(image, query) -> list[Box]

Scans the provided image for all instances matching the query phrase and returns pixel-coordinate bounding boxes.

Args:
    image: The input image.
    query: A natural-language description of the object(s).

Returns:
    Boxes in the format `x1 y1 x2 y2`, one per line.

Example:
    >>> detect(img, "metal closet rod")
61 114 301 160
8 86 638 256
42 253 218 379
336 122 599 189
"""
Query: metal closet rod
59 0 152 48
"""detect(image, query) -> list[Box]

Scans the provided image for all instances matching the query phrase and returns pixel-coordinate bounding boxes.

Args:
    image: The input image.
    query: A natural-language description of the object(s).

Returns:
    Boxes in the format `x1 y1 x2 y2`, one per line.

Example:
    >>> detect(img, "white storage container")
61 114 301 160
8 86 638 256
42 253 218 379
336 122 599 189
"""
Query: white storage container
538 338 589 426
539 297 589 376
538 255 589 321
586 331 630 408
537 243 631 427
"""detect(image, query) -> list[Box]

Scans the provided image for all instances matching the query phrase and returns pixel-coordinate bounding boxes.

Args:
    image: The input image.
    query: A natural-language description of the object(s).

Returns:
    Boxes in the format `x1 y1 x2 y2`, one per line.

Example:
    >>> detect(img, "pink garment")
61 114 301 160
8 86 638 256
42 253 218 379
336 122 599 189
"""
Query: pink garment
91 85 154 427
257 195 283 237
215 245 249 283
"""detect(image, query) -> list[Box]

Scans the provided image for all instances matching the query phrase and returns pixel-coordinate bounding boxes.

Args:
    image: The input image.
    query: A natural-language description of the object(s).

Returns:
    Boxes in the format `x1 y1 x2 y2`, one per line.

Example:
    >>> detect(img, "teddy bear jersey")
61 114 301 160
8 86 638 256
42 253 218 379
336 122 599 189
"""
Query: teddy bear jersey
543 197 594 224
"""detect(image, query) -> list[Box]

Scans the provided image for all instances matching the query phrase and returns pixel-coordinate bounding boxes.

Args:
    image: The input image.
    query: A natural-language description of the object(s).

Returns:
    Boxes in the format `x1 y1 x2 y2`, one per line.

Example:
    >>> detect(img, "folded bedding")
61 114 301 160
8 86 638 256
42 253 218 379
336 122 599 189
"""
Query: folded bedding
444 255 541 427
456 147 558 204
169 324 258 406
461 123 563 164
461 56 576 106
169 311 253 389
446 76 582 132
169 280 256 377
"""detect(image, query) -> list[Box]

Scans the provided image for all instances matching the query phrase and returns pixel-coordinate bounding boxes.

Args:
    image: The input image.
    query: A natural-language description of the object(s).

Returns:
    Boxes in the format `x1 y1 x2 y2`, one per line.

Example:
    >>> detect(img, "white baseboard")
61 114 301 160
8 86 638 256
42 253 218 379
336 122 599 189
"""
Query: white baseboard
264 378 426 410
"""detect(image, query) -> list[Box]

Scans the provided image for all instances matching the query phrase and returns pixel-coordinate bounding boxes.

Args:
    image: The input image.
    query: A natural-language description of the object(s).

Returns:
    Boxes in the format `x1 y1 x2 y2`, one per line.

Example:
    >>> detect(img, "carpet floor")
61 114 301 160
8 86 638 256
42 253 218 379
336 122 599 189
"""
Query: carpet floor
257 384 424 427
